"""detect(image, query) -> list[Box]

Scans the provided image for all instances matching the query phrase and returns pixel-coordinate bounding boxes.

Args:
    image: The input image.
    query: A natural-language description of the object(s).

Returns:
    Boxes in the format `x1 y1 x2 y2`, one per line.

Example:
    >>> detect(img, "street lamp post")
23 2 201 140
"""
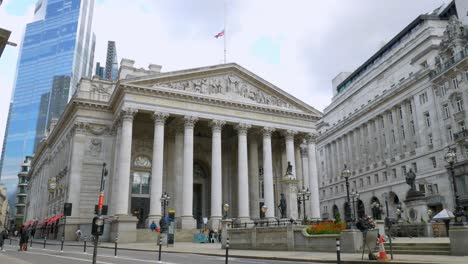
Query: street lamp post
444 148 466 225
297 186 311 223
223 203 230 220
342 165 354 229
160 192 170 232
92 163 108 264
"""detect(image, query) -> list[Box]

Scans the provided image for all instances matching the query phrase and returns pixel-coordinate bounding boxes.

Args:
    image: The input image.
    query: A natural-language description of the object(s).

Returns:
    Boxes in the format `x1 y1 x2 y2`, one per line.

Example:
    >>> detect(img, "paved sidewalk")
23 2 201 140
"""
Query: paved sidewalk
97 241 467 264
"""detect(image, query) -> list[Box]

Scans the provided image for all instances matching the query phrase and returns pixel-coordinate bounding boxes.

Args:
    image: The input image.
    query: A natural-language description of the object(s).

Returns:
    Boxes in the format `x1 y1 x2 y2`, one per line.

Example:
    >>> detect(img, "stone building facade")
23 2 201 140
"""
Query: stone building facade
316 2 468 223
25 59 322 242
0 184 9 231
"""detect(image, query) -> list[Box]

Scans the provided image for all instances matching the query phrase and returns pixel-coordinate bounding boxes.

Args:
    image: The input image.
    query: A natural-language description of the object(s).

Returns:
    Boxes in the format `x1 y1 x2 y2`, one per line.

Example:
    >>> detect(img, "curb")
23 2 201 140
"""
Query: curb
99 245 445 264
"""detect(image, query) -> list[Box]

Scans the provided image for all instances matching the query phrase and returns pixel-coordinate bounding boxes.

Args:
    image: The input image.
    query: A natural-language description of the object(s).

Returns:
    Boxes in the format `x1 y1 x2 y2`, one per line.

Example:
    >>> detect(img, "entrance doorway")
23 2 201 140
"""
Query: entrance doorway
193 183 203 229
131 197 150 229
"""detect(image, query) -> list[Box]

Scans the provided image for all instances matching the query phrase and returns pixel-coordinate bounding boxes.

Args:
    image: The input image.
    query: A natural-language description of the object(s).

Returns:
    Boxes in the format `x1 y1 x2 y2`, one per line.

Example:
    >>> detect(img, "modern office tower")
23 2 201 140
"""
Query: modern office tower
0 0 95 208
104 41 118 80
95 62 104 78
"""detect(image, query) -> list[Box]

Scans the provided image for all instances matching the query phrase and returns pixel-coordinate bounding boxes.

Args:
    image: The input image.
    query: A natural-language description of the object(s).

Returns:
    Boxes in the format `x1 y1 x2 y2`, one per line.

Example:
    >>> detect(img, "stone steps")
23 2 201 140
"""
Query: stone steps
383 243 450 255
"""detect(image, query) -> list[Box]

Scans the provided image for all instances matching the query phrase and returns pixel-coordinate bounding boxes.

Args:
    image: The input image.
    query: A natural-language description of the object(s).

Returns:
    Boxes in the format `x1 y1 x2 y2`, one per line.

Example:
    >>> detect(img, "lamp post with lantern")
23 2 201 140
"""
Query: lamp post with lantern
342 165 355 229
297 186 311 223
223 203 230 219
160 192 170 232
444 148 466 225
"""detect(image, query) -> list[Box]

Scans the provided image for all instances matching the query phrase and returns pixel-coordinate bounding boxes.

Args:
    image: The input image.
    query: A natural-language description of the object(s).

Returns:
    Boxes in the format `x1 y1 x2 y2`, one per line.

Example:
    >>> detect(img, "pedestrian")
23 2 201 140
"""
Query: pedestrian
0 229 8 252
75 227 82 241
150 221 157 232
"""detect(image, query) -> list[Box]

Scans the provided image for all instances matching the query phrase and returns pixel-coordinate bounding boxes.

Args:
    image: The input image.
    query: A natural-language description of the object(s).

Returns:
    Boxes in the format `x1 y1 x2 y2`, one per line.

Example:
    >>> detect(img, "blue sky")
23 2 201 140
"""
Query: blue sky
0 0 451 157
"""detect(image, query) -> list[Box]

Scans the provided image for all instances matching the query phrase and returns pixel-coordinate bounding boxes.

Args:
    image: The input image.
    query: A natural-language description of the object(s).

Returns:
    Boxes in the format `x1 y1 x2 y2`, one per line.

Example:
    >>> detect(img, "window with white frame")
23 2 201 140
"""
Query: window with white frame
424 112 431 127
440 85 447 96
459 121 466 131
456 98 463 112
430 157 437 168
410 120 416 135
359 178 364 187
399 107 403 119
412 162 418 172
448 127 454 141
419 92 428 104
443 104 450 118
392 168 397 178
383 171 388 181
409 101 413 114
452 77 459 89
389 112 393 124
374 174 379 183
401 125 405 139
367 176 371 185
401 166 407 176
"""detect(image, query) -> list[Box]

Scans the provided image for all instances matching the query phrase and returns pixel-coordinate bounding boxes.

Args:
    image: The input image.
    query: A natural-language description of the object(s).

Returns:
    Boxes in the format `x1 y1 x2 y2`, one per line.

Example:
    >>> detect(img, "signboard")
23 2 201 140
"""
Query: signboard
167 210 175 246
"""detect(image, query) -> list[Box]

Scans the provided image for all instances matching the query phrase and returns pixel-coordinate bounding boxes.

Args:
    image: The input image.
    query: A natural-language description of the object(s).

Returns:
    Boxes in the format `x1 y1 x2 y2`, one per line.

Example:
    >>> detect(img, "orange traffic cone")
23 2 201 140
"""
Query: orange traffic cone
378 234 389 261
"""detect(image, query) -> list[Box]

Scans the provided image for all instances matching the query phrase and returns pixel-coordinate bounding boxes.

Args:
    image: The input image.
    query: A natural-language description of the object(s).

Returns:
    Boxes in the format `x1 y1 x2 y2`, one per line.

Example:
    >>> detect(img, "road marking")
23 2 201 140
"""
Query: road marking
4 249 116 264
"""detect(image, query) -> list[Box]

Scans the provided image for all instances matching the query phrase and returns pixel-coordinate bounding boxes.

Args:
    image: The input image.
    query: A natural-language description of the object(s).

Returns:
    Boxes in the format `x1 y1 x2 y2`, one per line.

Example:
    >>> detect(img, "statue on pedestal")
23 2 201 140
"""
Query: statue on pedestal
405 169 416 192
278 193 287 219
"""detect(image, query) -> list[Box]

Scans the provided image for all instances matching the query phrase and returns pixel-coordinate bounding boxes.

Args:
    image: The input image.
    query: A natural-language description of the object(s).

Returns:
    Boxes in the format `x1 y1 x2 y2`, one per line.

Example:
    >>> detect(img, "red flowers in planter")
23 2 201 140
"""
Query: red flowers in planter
306 221 346 235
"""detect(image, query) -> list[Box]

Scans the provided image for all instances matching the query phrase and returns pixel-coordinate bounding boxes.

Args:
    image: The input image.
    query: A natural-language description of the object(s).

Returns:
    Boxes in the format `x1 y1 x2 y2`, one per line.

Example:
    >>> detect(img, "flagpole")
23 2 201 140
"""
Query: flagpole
223 0 227 64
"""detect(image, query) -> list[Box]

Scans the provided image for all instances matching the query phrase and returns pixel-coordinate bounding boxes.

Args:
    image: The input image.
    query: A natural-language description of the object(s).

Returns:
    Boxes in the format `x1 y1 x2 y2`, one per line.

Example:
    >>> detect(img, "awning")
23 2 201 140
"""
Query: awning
47 214 64 225
22 220 36 228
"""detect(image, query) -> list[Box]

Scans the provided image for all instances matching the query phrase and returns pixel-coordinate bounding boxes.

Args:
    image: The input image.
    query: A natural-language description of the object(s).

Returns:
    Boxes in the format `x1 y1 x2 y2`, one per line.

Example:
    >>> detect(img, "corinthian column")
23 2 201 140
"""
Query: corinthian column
262 127 275 219
115 108 138 215
283 130 297 177
68 122 87 218
181 116 198 229
248 132 260 219
209 120 225 229
307 133 321 219
236 123 251 221
148 112 169 223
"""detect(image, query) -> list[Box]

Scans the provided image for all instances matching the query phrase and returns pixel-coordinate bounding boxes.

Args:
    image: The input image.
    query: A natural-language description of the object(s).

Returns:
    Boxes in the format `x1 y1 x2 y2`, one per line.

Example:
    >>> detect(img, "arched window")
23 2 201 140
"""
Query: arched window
132 156 151 195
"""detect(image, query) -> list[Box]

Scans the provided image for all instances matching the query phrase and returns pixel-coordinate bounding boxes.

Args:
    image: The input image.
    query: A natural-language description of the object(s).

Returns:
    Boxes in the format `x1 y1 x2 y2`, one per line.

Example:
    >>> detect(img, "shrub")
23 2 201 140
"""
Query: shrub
306 221 346 235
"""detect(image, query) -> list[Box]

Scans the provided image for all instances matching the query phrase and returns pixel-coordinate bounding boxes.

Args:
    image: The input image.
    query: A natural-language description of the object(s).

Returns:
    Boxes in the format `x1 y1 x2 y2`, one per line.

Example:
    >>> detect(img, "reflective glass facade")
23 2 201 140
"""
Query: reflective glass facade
0 0 95 206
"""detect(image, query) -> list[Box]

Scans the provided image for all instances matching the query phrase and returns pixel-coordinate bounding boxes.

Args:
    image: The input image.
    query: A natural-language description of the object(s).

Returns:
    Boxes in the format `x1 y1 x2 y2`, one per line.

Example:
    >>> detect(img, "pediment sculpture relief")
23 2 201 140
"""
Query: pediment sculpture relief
153 74 297 110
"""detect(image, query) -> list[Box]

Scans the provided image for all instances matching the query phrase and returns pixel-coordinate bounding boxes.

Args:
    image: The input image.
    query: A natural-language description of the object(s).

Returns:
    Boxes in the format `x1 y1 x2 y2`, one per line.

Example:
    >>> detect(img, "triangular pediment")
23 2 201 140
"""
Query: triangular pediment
122 64 321 116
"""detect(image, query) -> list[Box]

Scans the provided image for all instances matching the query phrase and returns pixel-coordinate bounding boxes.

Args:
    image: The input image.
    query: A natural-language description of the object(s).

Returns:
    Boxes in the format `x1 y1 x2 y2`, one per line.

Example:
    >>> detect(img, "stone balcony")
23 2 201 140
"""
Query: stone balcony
454 129 468 146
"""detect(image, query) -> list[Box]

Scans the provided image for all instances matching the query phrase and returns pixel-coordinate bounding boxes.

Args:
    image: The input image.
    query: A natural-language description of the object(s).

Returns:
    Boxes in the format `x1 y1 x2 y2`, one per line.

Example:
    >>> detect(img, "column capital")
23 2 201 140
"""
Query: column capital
235 123 251 135
153 112 169 125
282 130 297 141
184 116 199 128
210 120 226 132
306 133 317 144
121 107 138 121
73 121 88 135
262 127 275 138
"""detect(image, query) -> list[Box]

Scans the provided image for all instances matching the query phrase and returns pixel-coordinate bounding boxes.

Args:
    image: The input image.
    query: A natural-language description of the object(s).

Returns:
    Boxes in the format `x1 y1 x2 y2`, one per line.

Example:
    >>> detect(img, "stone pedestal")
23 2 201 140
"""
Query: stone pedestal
449 225 468 256
375 220 385 236
110 215 138 243
340 229 363 253
181 216 197 230
280 176 299 220
404 192 428 223
221 219 233 248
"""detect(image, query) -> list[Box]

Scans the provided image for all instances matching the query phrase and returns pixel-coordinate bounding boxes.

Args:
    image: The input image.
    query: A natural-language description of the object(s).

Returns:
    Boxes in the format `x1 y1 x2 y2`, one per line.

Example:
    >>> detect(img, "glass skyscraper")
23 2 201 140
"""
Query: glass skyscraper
0 0 95 207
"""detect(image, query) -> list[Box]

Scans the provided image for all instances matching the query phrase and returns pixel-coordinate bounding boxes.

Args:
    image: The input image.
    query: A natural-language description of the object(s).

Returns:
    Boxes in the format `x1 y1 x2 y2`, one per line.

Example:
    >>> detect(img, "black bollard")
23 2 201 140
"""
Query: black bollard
158 236 163 262
336 238 341 264
114 235 118 257
60 236 64 252
43 237 46 249
83 235 87 254
225 237 230 264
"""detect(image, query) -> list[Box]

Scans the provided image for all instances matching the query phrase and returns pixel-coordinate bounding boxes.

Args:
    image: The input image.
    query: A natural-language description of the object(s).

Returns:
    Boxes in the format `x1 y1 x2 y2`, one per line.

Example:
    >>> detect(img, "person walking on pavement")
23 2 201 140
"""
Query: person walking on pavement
75 227 82 241
150 221 157 232
0 229 8 252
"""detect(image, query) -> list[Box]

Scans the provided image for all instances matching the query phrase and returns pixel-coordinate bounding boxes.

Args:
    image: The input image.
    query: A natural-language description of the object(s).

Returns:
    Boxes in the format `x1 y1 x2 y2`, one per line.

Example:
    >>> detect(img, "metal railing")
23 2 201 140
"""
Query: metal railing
228 218 325 229
454 129 468 141
430 47 468 79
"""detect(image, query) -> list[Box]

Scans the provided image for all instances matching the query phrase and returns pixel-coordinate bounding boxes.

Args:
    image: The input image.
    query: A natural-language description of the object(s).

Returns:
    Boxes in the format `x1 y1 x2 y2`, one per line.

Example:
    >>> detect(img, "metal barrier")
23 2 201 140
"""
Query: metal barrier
336 238 341 264
229 218 324 228
225 237 230 264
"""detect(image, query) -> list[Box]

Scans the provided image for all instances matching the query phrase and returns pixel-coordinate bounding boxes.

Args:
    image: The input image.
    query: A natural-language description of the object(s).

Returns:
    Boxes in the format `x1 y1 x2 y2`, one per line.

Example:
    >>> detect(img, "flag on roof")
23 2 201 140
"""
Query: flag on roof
214 30 225 38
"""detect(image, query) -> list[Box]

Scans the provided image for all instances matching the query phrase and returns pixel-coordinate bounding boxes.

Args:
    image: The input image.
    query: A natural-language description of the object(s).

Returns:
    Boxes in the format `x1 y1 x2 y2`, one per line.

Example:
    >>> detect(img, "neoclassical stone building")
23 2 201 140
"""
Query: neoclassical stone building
25 59 321 241
317 2 468 224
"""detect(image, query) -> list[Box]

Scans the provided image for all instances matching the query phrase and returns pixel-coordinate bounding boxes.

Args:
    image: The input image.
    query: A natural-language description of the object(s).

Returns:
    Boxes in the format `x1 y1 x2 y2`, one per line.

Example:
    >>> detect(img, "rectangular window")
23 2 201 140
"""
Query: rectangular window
399 107 403 119
322 189 326 198
353 180 357 190
335 186 338 194
430 157 437 168
419 184 426 194
434 184 439 194
402 166 407 176
412 162 418 173
383 171 388 181
409 101 413 114
392 168 397 178
424 112 431 127
401 125 406 139
456 99 463 112
367 176 371 185
428 134 433 145
381 118 385 129
443 104 450 118
383 133 386 145
330 187 333 195
427 184 433 194
440 85 447 96
453 77 459 89
341 184 344 192
419 92 428 104
389 112 393 124
448 127 454 141
391 130 396 143
410 120 416 135
359 179 364 187
374 174 379 183
459 121 466 131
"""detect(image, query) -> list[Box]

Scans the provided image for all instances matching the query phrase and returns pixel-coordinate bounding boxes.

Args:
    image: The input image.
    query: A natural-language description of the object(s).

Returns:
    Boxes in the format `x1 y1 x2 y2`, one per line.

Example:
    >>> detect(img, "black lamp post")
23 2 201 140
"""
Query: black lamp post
342 165 354 229
160 192 170 232
223 203 230 219
444 148 466 225
297 186 311 223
